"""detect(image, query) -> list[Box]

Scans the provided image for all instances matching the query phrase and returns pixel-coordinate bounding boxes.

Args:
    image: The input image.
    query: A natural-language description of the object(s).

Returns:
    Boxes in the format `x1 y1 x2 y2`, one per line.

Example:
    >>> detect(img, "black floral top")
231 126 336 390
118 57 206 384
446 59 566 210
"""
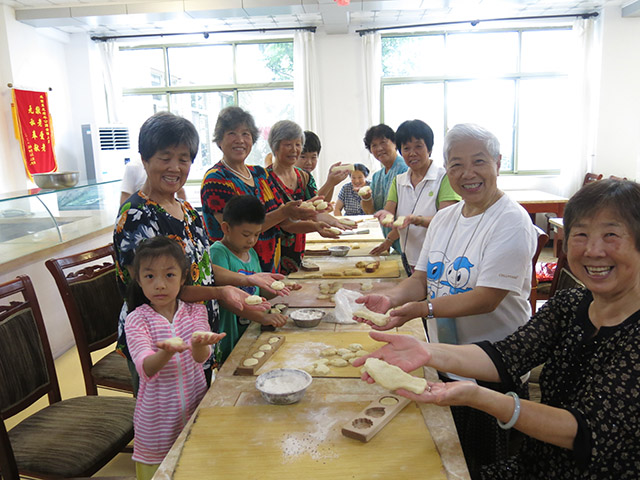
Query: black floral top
113 191 219 365
479 288 640 479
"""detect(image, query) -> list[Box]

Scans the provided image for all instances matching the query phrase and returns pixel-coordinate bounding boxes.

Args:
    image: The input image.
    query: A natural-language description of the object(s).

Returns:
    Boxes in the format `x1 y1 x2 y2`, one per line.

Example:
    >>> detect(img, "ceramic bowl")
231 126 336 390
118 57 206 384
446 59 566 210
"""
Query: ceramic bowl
256 368 312 405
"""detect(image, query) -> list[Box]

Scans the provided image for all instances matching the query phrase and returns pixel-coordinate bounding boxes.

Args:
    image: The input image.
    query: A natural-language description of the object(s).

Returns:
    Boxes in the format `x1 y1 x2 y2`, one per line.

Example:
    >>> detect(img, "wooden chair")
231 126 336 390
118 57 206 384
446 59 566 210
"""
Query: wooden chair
583 172 603 185
0 275 135 480
530 226 550 313
45 244 133 395
609 175 627 181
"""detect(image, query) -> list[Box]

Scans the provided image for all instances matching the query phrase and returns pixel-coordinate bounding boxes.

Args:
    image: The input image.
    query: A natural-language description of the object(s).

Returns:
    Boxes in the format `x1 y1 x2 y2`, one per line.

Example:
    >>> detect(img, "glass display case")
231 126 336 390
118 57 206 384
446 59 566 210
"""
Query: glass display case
0 180 121 264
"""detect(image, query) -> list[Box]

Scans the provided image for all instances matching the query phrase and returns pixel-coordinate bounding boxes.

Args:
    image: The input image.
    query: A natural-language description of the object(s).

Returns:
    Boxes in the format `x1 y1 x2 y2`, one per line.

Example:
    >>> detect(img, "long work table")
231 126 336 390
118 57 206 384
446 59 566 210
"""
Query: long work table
153 220 470 479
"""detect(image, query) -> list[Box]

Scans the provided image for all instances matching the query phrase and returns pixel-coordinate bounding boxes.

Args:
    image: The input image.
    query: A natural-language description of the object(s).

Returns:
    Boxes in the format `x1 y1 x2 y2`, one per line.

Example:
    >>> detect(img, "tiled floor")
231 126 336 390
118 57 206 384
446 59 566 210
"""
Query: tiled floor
5 344 136 478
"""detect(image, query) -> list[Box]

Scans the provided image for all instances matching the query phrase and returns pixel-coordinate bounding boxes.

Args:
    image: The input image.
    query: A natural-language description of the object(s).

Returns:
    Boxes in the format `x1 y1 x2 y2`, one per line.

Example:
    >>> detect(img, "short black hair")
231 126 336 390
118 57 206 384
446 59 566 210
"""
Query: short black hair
564 179 640 253
395 119 434 153
303 131 322 154
127 236 191 312
138 112 199 163
353 163 370 177
223 195 266 227
364 124 395 151
213 106 259 146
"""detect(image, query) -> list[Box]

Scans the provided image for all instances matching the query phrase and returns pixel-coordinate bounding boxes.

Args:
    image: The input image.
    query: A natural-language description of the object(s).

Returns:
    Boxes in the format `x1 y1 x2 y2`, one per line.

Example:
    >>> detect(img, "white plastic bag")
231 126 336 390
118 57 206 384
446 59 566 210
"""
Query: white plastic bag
327 288 361 324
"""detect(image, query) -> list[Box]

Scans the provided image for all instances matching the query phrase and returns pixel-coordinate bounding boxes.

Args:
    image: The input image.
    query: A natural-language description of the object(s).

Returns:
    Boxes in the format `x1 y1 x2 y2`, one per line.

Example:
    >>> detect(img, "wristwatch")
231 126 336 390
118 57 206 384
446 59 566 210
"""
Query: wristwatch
426 300 435 319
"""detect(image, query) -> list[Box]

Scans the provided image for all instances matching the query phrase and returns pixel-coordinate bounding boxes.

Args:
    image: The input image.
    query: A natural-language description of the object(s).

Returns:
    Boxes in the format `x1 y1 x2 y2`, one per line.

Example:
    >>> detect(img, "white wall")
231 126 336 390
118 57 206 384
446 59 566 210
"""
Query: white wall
593 5 640 180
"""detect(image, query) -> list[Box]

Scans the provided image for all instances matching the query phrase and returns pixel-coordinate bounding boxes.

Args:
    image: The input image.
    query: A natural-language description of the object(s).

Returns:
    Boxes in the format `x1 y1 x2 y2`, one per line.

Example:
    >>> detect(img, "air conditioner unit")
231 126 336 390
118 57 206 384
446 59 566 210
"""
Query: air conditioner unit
82 124 135 182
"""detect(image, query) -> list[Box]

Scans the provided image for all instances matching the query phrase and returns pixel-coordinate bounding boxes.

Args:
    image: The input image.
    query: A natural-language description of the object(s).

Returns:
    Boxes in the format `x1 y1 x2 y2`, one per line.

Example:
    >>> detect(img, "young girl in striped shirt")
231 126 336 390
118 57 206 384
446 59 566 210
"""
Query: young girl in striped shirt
124 236 226 480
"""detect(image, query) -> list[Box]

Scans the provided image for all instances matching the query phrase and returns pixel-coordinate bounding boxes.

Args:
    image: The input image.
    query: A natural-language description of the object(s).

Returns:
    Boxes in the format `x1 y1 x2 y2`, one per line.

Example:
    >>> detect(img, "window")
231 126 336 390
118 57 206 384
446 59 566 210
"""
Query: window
118 40 294 178
381 28 573 174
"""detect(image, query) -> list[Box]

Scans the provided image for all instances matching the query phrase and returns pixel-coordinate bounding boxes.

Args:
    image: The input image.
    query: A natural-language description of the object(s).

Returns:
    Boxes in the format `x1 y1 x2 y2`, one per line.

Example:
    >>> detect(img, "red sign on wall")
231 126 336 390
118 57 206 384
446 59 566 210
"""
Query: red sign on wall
11 88 57 180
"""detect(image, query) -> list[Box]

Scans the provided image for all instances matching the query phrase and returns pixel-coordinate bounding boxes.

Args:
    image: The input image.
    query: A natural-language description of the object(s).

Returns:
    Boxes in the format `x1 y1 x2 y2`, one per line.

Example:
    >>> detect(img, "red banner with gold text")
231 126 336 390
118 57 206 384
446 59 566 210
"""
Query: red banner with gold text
11 89 57 180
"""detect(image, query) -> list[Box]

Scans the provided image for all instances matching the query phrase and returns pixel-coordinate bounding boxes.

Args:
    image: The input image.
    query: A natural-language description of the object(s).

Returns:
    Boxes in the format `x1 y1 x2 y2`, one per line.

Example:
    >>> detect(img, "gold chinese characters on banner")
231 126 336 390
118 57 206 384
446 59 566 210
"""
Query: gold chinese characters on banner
11 88 57 180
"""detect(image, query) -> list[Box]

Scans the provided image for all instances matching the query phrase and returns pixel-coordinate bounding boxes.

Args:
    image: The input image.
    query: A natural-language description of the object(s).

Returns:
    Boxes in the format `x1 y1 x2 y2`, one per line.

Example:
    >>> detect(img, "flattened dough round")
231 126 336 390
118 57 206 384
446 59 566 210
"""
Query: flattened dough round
355 349 369 357
341 352 356 360
243 358 259 366
245 295 263 305
252 351 265 359
320 348 337 357
315 364 331 375
271 280 285 291
328 358 348 367
268 336 281 344
259 344 272 351
336 348 351 356
348 343 363 352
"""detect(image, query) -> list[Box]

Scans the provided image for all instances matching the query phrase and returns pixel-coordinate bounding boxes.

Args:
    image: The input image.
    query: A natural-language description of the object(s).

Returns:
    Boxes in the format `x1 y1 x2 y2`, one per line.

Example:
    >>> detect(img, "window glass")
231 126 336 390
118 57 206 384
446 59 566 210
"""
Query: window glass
238 89 295 167
517 77 569 171
167 45 233 86
447 79 515 171
445 32 518 76
236 42 294 83
382 36 445 77
119 48 166 88
120 95 169 144
521 29 572 73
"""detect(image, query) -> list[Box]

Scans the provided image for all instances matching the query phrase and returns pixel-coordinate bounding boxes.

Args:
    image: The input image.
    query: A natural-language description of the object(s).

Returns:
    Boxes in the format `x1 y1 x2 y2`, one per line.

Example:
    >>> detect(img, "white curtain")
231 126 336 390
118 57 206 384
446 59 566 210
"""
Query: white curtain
562 16 601 197
97 40 122 124
362 31 382 131
293 30 319 133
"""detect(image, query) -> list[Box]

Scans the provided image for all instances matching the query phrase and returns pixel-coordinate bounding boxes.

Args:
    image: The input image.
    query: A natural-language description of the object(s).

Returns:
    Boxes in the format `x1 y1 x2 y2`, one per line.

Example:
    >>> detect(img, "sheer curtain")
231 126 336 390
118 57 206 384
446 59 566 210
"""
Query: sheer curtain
293 30 319 133
361 32 382 173
97 40 122 124
562 16 601 197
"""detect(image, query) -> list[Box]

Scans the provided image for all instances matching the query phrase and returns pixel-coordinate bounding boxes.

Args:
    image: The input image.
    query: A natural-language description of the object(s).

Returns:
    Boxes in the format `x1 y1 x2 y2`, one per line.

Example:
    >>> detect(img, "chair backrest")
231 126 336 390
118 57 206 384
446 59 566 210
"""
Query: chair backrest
530 226 550 313
583 172 603 185
0 276 60 420
45 244 121 352
609 175 628 181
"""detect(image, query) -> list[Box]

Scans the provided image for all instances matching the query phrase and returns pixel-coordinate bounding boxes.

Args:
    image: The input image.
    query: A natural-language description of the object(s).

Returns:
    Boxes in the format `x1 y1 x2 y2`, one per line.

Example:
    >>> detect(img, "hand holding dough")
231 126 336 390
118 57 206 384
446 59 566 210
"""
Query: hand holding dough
393 216 407 228
245 295 264 305
362 358 427 394
380 214 394 226
358 186 372 197
354 306 391 327
331 164 355 173
270 280 285 291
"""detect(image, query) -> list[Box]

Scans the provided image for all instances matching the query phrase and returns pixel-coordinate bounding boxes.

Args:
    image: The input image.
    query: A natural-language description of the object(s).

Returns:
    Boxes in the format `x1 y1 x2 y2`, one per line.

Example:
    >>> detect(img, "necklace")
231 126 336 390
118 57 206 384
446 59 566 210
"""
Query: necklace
222 160 252 181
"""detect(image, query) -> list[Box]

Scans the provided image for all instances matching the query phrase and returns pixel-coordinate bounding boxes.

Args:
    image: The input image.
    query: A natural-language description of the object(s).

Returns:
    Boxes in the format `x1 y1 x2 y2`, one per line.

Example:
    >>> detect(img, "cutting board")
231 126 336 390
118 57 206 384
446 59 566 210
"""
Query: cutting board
172 402 446 479
270 281 399 308
288 259 400 279
305 241 388 257
249 330 423 378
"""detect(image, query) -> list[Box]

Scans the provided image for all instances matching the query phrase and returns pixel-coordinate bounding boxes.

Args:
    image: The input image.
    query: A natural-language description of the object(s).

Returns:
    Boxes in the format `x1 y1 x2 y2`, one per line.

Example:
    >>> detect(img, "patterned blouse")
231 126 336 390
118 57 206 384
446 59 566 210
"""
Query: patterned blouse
113 191 219 365
338 180 370 216
478 288 640 479
266 165 318 275
201 161 283 273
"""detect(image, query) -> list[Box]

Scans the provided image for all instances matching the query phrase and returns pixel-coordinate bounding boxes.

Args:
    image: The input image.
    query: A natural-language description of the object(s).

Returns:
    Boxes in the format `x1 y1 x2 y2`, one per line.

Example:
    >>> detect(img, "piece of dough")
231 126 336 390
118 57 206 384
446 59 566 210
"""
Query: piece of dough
349 357 359 365
163 337 185 348
302 364 316 374
322 271 344 277
252 351 266 359
328 227 341 235
344 268 363 276
315 201 328 211
332 164 355 173
365 261 380 273
300 201 315 209
259 344 272 351
243 358 259 367
245 295 263 305
328 358 349 367
393 216 406 228
317 294 331 300
313 358 330 365
339 218 356 226
315 364 331 375
271 280 285 291
348 343 363 352
320 347 337 357
361 281 374 292
355 349 369 357
336 348 351 356
268 336 281 344
381 214 394 226
354 306 391 326
358 186 371 197
313 199 325 206
362 358 427 394
351 243 361 249
341 352 356 360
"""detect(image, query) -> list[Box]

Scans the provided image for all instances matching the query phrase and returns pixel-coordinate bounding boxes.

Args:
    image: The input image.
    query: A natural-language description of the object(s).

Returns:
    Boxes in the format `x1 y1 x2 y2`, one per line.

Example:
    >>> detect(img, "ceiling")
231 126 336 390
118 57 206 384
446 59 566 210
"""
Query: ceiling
3 0 638 37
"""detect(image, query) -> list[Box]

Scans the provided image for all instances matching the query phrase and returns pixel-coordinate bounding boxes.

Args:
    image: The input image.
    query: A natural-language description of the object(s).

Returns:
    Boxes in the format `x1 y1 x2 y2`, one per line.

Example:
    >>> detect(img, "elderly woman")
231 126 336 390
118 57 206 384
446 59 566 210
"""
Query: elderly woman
360 124 408 253
334 163 370 216
355 123 537 478
356 178 640 479
115 112 280 383
266 120 349 274
370 119 460 273
200 107 317 273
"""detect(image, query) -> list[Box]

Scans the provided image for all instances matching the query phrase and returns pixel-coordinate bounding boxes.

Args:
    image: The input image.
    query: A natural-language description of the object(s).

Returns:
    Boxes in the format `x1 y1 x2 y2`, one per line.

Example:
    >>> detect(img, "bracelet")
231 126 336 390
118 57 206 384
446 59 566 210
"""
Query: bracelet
426 300 435 319
497 392 521 430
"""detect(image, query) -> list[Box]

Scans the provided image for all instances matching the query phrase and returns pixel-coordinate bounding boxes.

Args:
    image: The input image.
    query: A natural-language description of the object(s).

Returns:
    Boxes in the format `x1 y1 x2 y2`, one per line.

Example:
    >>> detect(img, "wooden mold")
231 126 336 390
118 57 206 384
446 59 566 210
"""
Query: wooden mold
341 394 411 442
234 334 285 375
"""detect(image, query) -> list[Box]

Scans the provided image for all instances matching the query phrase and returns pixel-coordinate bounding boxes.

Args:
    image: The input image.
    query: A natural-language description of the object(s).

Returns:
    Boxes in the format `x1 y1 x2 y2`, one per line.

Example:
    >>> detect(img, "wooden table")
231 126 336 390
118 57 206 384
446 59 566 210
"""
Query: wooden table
505 189 568 219
153 256 470 479
549 217 564 257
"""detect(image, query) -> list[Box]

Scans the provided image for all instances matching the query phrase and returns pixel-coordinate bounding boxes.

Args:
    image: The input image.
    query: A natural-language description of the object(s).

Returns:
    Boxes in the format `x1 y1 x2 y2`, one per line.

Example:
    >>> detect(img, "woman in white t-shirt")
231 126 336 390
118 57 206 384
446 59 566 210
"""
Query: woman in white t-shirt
355 123 537 479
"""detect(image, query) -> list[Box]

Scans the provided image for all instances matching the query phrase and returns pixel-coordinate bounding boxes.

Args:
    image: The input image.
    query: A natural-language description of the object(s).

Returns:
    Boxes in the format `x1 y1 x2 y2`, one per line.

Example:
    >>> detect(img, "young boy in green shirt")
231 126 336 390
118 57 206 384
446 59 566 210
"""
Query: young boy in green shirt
210 195 288 363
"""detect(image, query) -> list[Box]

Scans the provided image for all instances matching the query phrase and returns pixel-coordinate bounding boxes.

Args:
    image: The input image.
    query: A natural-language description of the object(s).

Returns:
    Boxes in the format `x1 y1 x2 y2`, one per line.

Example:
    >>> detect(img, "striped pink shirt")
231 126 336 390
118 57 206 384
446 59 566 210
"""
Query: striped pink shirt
125 300 210 464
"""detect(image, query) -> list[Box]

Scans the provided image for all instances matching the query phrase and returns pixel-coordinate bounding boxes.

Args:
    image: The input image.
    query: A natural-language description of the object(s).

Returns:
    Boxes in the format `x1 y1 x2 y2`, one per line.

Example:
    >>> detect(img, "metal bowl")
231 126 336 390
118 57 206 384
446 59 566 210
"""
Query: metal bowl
33 172 79 189
290 308 325 328
328 245 351 257
256 368 312 405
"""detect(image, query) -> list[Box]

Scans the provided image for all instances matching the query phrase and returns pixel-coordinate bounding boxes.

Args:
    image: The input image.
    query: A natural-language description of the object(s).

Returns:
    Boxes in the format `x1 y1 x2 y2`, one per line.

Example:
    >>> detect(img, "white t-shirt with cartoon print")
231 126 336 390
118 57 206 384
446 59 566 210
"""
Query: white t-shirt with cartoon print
415 193 537 345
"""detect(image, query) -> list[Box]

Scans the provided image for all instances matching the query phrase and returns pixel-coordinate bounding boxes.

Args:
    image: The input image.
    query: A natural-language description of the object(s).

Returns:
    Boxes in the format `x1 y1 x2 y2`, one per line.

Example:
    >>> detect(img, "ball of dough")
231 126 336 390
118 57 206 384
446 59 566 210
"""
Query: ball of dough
381 213 394 226
320 347 337 357
357 186 371 197
315 201 328 211
268 336 281 344
302 364 316 374
243 358 259 366
328 227 341 235
328 358 348 367
245 295 263 305
271 280 285 291
348 343 363 352
313 358 330 365
341 352 356 360
315 364 331 375
259 344 272 351
163 337 185 348
336 348 351 356
252 351 265 359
